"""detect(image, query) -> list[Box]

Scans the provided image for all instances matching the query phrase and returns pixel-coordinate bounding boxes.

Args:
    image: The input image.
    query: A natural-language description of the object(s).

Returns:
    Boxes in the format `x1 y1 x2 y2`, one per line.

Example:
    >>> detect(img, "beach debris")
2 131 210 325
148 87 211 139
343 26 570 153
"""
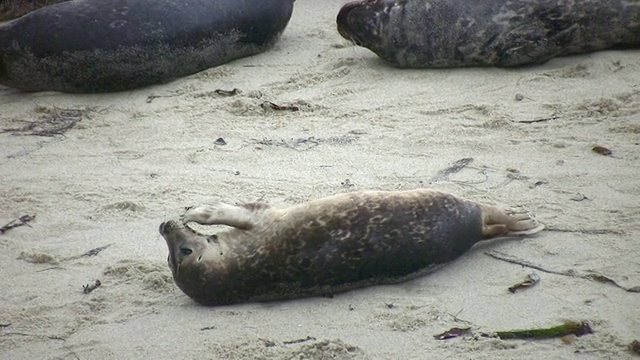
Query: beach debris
259 338 277 347
145 90 183 103
384 303 395 309
0 322 11 328
448 308 474 326
341 179 354 188
82 244 112 257
486 250 640 292
214 137 227 145
200 326 216 331
260 101 299 112
629 340 640 355
561 334 577 344
508 273 541 293
496 321 593 340
284 336 316 345
530 180 548 189
18 251 58 264
514 93 525 101
570 193 590 201
512 115 559 124
250 133 359 151
430 158 474 183
0 332 66 341
214 88 240 96
434 327 471 340
82 280 102 294
542 227 621 235
592 145 612 156
1 106 95 137
348 304 355 311
0 214 35 235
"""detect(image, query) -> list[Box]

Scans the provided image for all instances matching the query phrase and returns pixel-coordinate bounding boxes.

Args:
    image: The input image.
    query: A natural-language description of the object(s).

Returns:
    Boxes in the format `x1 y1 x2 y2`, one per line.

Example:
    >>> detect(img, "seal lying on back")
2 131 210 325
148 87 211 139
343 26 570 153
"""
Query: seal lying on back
0 0 294 92
159 189 544 306
336 0 640 68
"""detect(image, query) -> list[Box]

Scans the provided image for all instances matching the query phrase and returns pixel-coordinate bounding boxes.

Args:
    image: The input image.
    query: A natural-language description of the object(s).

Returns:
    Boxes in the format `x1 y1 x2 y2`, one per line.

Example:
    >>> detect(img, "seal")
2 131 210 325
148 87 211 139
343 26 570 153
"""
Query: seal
159 189 544 306
0 0 68 22
336 0 640 68
0 0 294 93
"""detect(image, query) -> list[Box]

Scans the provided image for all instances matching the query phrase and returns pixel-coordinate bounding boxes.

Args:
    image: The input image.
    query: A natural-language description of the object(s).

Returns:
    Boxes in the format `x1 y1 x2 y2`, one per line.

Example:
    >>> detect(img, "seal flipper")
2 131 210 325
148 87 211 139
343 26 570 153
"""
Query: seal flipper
181 203 257 230
480 206 544 239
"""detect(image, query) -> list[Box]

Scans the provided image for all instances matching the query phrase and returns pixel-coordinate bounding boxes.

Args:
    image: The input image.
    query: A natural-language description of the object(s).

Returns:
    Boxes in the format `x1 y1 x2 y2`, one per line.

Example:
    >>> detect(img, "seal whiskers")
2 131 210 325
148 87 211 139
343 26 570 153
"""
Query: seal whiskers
160 189 545 306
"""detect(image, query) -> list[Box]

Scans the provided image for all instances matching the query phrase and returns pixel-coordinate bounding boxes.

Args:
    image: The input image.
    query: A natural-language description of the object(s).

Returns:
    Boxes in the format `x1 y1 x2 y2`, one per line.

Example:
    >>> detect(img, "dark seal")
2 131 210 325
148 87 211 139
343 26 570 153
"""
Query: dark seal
159 189 544 306
0 0 294 93
337 0 640 68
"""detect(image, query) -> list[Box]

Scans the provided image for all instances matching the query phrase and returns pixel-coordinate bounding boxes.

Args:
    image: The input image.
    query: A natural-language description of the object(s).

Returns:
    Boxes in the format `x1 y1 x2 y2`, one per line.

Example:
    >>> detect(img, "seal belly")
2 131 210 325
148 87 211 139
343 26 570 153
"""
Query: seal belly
294 194 483 288
237 193 484 300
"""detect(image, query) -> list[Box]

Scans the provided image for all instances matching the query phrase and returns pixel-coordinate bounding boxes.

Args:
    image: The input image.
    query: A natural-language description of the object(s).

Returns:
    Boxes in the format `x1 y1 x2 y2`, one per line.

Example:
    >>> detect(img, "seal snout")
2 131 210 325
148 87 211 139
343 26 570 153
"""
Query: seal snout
159 220 183 235
337 1 362 43
337 0 384 47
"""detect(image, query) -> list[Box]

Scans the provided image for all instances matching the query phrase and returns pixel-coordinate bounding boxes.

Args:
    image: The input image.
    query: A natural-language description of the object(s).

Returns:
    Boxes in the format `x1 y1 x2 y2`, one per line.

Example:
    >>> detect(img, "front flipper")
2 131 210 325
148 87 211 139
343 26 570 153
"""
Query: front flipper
480 206 545 239
181 203 257 230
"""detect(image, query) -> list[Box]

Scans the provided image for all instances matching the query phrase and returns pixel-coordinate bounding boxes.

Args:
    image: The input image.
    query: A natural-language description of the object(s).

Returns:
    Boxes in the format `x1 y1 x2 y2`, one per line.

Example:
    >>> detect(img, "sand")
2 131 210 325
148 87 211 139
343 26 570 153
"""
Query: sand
1 0 639 359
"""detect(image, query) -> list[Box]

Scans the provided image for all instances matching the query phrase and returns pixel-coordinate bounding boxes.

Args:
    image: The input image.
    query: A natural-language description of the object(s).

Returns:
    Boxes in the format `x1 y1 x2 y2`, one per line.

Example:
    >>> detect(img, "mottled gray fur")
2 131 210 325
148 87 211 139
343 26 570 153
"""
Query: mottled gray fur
159 189 544 306
337 0 640 67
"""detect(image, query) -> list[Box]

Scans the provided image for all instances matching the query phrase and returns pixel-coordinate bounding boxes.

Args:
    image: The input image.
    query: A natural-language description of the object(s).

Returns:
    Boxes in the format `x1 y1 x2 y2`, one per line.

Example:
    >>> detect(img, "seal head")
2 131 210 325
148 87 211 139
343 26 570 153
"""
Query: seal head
159 220 231 304
337 0 402 59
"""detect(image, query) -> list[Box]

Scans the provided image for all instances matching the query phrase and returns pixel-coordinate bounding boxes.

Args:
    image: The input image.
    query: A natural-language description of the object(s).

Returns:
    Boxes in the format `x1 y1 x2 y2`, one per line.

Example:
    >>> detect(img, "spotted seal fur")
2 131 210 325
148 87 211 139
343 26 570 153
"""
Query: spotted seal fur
336 0 640 68
0 0 294 92
159 189 544 306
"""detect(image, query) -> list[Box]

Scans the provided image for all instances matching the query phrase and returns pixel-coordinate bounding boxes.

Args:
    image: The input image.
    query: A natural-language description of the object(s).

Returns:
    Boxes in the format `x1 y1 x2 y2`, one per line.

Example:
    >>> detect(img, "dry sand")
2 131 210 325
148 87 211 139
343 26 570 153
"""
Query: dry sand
1 0 639 359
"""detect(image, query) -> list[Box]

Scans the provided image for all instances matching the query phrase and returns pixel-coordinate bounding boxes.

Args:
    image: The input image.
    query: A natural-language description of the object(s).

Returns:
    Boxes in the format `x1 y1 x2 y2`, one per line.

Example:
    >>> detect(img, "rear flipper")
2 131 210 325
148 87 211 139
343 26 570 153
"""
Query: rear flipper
480 205 545 239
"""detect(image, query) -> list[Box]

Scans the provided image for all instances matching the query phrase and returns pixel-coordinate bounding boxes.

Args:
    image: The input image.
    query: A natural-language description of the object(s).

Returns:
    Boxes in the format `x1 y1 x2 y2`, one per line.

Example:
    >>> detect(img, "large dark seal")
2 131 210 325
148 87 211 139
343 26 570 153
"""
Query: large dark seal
336 0 640 68
0 0 294 93
159 189 544 306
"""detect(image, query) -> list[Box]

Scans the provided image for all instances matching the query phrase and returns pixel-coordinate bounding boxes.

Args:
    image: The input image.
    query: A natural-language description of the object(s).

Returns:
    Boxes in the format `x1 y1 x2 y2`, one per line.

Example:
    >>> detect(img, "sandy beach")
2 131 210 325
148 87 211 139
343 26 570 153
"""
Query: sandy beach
1 0 639 358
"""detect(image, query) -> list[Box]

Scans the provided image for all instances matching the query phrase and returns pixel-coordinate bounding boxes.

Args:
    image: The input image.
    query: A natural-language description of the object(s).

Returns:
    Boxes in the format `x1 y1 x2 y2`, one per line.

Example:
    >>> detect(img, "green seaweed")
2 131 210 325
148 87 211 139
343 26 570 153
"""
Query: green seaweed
496 321 593 340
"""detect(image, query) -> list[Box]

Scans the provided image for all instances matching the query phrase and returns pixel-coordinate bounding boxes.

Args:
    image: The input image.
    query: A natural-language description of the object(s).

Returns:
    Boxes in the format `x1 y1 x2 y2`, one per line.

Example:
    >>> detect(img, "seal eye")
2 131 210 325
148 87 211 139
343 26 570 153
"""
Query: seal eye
180 247 192 256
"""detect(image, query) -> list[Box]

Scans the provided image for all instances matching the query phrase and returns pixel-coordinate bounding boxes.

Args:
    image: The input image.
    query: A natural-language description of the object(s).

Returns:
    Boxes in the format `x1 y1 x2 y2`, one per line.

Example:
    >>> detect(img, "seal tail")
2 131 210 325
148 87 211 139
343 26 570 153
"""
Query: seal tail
479 205 545 240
